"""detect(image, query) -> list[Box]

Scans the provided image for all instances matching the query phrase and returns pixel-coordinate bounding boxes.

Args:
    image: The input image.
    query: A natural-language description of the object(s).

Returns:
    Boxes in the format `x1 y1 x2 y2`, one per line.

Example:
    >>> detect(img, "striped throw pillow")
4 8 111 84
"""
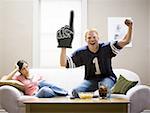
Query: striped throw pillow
112 75 138 94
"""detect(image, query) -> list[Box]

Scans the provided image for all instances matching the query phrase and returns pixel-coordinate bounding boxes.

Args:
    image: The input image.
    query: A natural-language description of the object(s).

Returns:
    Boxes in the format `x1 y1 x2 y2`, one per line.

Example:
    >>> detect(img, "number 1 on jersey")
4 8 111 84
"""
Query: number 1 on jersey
93 57 101 75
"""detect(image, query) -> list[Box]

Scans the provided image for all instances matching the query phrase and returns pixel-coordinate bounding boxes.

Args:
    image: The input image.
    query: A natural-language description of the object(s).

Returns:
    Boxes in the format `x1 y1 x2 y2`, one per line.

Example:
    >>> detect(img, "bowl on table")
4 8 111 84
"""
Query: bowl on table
78 92 94 99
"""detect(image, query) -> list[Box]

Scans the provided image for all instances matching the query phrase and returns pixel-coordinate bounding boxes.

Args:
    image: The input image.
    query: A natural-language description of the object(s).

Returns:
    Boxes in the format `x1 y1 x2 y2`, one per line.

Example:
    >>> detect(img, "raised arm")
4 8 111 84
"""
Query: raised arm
60 48 67 67
1 64 19 80
118 19 133 48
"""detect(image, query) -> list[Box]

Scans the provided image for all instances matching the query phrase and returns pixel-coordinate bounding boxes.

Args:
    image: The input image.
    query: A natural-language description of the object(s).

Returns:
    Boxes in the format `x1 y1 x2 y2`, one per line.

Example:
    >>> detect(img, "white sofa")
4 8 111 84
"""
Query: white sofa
0 67 150 113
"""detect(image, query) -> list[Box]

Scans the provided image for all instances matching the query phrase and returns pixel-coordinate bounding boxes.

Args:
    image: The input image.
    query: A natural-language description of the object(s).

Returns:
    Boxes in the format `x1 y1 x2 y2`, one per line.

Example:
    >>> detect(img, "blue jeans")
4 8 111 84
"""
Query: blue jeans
72 77 115 98
35 86 56 98
35 80 68 98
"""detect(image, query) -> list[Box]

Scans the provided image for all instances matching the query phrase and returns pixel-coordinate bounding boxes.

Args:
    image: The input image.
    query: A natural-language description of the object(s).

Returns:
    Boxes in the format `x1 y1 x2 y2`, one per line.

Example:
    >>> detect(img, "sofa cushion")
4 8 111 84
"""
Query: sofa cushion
113 69 141 84
29 66 85 91
112 75 138 94
0 80 24 92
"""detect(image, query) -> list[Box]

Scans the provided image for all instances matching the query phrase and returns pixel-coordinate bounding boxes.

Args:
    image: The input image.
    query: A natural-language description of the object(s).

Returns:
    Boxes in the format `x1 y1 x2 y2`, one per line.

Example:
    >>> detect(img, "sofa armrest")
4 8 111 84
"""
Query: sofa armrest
126 85 150 113
0 85 23 113
17 95 38 107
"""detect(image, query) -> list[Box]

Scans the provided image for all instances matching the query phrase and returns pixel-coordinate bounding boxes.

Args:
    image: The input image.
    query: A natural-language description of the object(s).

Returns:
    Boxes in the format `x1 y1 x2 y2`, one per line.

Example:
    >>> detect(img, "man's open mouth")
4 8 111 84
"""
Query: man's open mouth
90 42 95 45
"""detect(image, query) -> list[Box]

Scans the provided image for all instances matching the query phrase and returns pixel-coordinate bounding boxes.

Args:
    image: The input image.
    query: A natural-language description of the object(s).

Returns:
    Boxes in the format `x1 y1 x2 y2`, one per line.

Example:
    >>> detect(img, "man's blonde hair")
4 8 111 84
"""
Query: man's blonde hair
84 28 99 39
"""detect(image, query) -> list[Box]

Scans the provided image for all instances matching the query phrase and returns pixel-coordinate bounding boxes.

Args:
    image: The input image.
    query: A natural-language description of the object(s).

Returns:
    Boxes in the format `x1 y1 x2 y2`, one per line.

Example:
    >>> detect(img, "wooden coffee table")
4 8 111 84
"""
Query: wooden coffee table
23 96 130 113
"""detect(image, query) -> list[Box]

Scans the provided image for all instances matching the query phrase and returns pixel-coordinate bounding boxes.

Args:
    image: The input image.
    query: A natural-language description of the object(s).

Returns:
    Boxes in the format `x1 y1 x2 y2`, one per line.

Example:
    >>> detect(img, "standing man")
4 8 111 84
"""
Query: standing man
57 11 133 98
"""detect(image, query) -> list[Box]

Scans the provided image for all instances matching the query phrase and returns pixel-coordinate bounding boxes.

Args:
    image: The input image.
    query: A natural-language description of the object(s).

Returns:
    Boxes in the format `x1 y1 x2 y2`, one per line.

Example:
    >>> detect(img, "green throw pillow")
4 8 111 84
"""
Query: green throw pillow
112 75 138 94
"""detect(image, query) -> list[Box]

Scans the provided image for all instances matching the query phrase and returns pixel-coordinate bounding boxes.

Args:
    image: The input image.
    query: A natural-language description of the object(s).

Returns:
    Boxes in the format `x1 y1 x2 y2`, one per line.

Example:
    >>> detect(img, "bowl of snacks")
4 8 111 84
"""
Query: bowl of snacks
78 92 94 99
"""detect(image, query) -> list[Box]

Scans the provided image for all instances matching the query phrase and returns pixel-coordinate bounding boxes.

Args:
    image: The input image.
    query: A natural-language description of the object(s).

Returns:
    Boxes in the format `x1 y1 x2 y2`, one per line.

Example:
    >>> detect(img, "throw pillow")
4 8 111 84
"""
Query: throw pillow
0 80 25 92
112 75 138 94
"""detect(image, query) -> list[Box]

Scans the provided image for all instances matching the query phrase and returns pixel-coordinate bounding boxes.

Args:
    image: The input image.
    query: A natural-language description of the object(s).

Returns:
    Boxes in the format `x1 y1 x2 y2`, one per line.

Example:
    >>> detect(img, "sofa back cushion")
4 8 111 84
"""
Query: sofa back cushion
29 68 140 91
113 68 141 84
29 67 84 91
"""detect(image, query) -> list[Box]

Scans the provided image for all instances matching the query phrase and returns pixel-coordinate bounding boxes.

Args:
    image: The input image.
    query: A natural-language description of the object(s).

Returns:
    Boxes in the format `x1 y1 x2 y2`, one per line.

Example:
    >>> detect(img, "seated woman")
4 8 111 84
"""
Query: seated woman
1 60 68 98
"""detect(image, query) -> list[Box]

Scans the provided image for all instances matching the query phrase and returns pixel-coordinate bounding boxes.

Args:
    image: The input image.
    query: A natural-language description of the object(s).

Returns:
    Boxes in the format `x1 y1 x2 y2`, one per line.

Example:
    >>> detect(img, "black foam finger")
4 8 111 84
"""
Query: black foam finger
69 10 74 30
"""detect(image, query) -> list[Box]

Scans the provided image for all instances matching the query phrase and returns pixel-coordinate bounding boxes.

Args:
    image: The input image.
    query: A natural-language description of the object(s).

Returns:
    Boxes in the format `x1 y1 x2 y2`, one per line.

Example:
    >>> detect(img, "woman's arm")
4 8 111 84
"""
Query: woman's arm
1 64 19 80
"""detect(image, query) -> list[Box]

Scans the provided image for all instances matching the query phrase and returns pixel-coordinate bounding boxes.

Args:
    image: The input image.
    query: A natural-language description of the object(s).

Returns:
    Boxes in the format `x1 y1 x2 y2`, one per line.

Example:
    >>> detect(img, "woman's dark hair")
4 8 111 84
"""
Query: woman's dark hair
17 60 28 70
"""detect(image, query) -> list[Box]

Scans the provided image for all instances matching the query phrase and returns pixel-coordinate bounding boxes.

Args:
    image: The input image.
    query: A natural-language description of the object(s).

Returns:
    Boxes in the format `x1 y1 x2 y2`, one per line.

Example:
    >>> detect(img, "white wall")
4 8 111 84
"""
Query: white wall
88 0 149 84
149 0 150 85
0 1 3 76
0 0 33 76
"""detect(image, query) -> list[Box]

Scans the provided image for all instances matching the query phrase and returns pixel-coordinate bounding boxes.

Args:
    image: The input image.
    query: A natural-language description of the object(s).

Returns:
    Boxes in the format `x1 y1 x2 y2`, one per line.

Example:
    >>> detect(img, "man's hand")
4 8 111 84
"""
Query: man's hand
124 19 133 27
57 10 74 48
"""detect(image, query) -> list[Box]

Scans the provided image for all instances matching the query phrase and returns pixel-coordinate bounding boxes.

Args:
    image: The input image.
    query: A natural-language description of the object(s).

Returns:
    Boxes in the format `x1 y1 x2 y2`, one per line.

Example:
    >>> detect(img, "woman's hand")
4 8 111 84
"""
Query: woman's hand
15 63 19 71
